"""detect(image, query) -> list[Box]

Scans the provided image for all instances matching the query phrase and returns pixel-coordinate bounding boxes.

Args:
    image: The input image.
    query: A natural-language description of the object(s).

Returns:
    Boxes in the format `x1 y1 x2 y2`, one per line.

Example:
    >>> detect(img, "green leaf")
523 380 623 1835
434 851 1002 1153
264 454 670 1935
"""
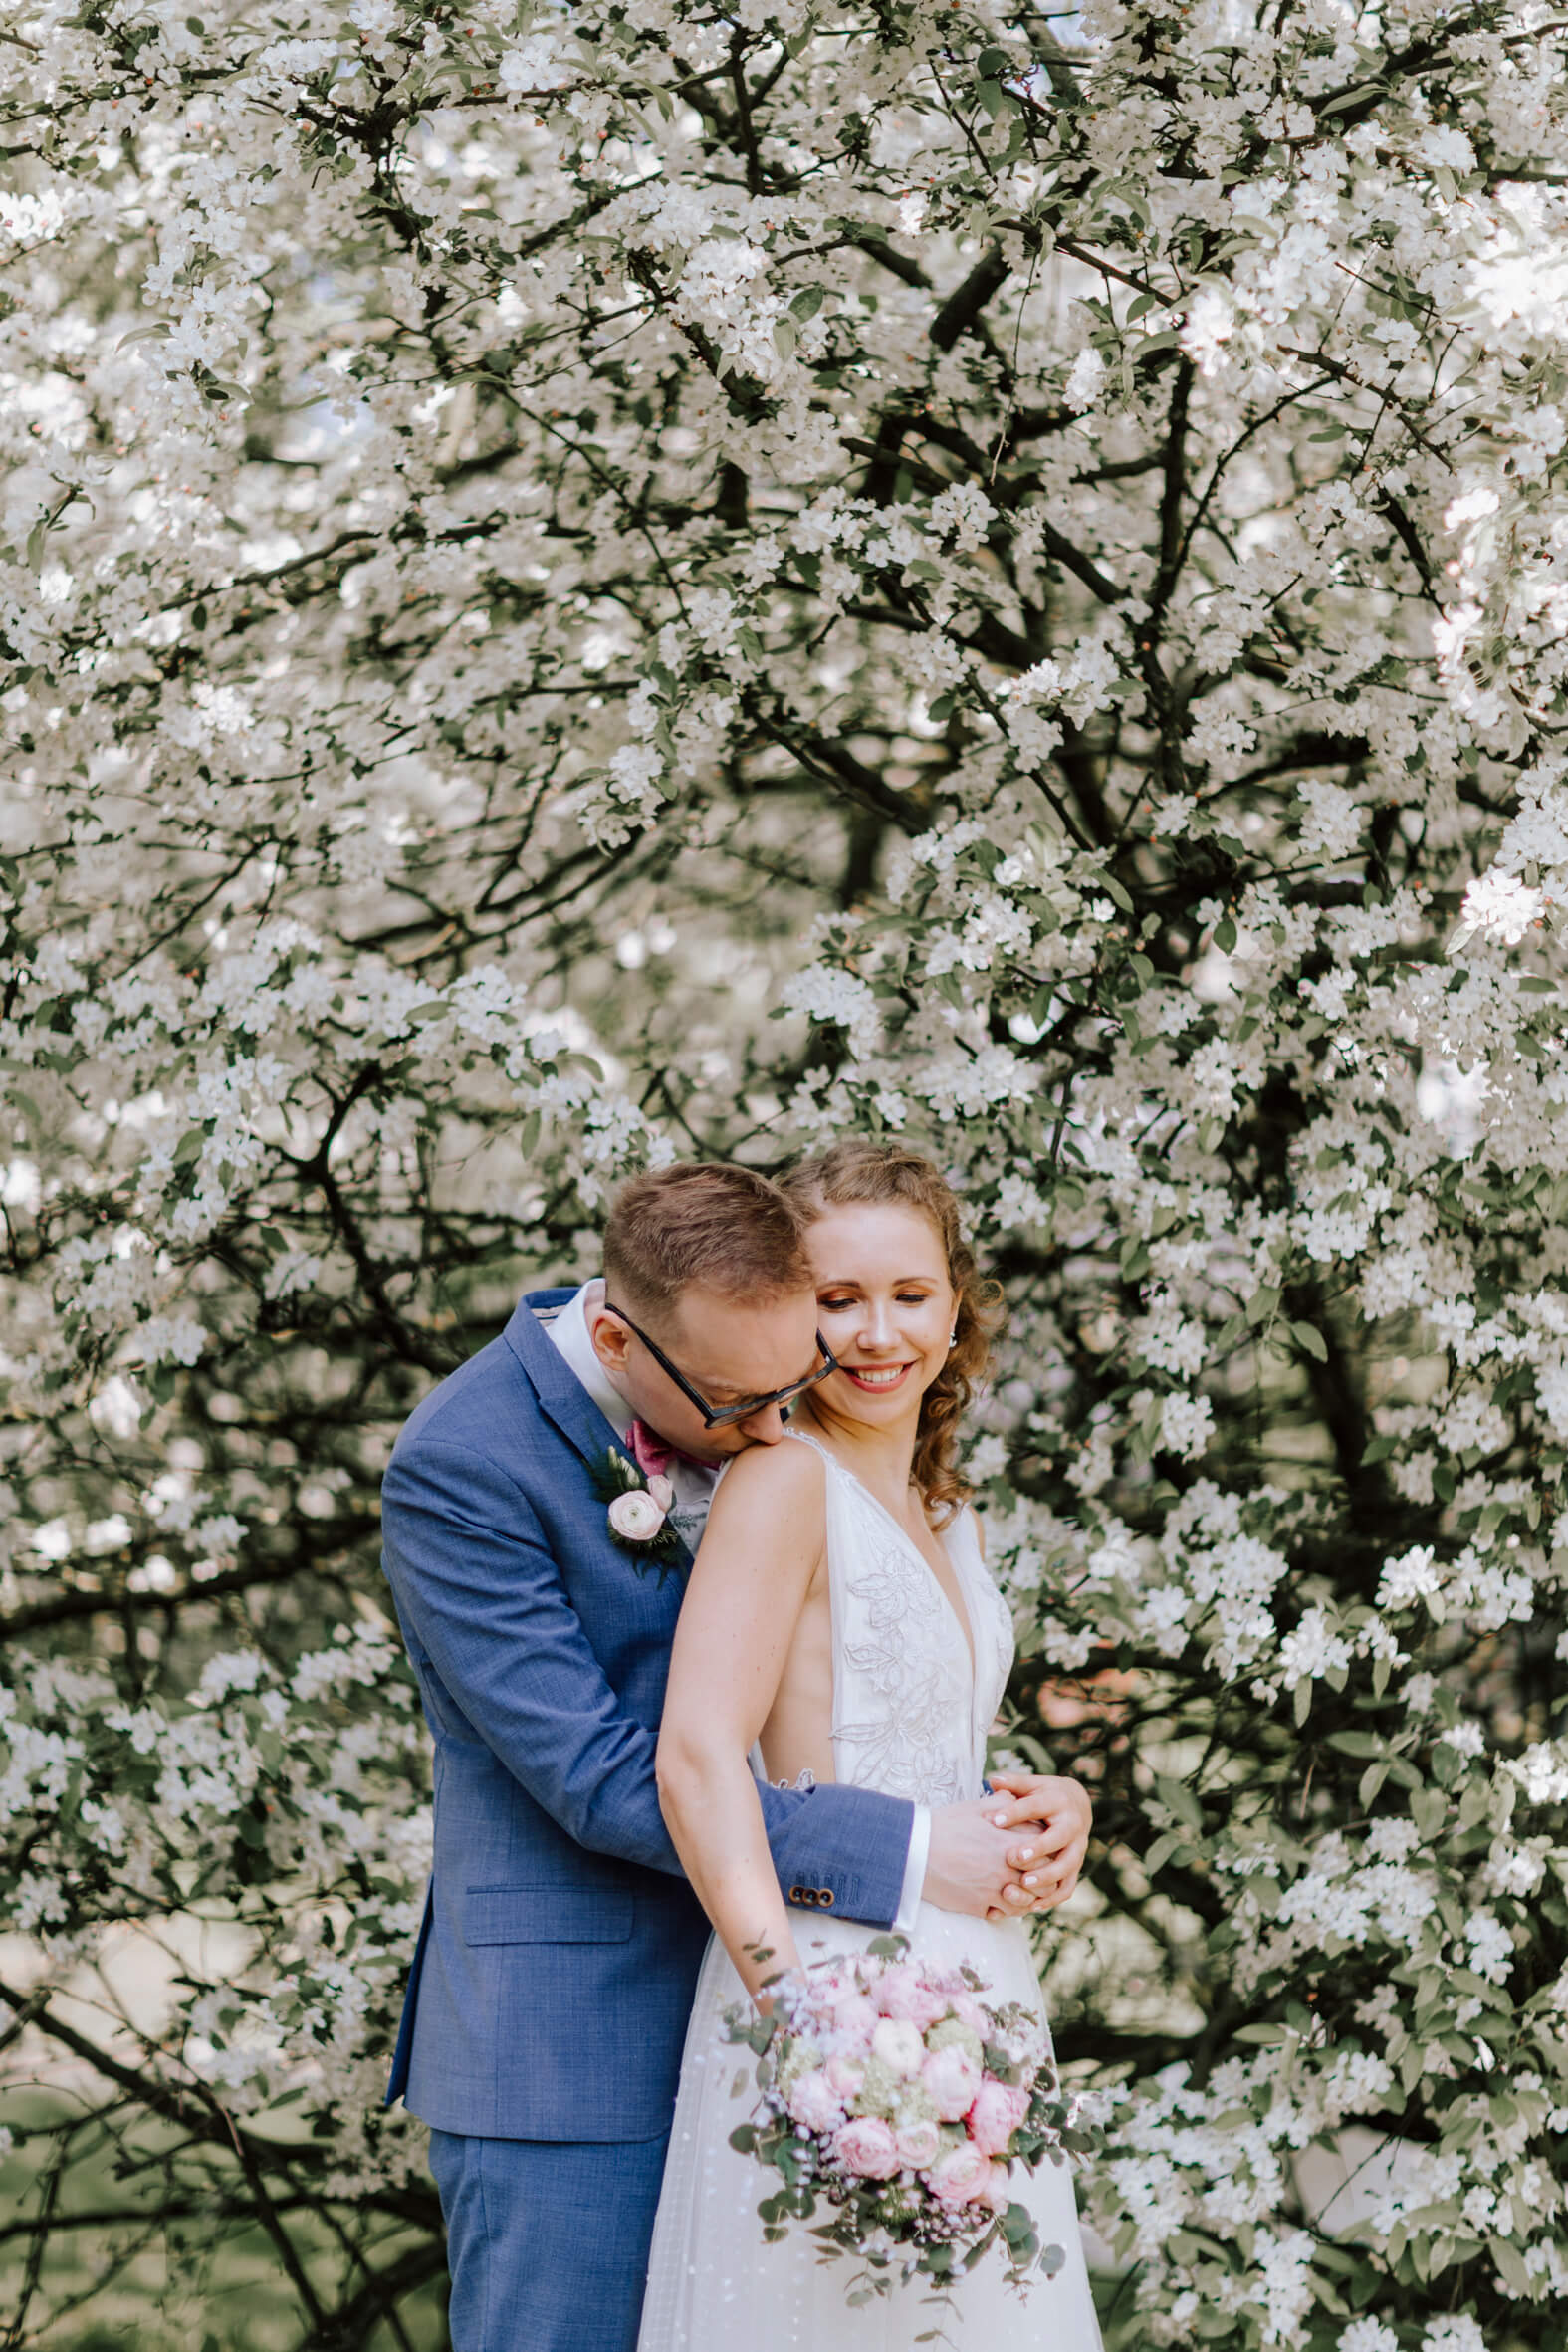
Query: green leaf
1215 917 1237 953
1290 1318 1327 1360
1412 1786 1446 1840
1457 1778 1491 1831
1089 871 1134 913
1155 1772 1204 1831
1316 78 1386 117
1001 2201 1034 2246
789 283 825 321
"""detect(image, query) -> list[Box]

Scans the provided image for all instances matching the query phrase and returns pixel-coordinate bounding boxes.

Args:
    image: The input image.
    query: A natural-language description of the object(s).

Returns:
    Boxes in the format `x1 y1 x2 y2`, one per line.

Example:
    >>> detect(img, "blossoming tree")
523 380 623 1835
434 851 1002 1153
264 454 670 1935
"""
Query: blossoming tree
3 0 1567 2344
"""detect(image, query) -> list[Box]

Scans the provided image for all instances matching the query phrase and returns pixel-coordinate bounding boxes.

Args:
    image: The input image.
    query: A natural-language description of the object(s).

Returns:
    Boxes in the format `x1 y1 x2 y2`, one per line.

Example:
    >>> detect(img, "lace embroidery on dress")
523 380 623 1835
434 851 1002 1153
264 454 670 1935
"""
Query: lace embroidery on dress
780 1427 1010 1803
836 1530 970 1806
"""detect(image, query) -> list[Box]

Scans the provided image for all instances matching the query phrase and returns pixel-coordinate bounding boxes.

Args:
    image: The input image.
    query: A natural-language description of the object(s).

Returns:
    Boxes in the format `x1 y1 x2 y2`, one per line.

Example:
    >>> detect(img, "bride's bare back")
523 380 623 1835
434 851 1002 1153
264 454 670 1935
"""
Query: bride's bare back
753 1516 835 1787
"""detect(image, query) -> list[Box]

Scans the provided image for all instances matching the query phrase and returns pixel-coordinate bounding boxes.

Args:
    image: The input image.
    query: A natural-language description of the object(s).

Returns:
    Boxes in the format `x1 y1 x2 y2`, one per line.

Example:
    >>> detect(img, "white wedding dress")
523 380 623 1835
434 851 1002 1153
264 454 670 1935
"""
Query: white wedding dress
637 1429 1103 2351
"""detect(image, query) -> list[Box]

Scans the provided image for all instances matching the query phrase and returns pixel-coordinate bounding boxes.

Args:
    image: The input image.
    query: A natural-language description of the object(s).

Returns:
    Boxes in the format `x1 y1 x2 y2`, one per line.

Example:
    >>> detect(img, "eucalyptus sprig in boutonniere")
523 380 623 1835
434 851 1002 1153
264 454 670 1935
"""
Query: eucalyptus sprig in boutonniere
590 1446 683 1575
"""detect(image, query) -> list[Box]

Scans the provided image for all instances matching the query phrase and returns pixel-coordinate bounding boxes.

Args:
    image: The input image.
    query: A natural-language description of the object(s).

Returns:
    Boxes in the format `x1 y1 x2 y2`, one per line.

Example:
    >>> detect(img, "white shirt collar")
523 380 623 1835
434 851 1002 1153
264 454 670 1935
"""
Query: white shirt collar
545 1278 632 1442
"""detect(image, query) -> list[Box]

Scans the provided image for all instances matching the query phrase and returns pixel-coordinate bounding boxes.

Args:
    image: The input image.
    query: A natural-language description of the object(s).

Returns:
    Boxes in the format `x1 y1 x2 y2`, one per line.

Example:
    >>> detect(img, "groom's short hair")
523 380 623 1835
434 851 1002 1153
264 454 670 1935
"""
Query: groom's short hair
604 1162 811 1324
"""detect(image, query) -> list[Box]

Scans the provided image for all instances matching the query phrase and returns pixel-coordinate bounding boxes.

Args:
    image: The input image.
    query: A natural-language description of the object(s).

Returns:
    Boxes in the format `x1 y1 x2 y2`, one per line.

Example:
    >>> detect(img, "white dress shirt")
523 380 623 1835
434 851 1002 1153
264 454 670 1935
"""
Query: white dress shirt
544 1280 930 1933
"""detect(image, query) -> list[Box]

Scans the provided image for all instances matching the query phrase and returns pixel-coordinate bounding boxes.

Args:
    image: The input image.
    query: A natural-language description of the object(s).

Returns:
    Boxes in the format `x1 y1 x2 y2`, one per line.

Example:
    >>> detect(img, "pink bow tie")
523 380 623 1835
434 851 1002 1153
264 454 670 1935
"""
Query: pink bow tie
628 1419 713 1480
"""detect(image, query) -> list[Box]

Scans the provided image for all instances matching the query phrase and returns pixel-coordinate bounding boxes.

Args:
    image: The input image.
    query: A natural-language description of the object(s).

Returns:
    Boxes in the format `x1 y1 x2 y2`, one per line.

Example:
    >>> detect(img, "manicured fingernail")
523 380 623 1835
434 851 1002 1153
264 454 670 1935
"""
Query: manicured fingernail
1019 1847 1035 1860
992 1812 1008 1824
1023 1873 1039 1888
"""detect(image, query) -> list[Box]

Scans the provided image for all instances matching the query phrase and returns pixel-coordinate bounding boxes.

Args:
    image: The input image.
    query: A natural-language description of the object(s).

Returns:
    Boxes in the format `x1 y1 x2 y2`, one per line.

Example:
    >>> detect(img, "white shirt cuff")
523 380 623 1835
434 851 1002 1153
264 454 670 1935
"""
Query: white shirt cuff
893 1805 931 1936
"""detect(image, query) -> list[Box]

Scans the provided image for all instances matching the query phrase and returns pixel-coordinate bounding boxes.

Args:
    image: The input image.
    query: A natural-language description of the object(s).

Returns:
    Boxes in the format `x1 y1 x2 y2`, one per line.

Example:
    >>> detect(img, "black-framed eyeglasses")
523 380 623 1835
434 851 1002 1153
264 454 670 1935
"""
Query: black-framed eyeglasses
601 1301 838 1430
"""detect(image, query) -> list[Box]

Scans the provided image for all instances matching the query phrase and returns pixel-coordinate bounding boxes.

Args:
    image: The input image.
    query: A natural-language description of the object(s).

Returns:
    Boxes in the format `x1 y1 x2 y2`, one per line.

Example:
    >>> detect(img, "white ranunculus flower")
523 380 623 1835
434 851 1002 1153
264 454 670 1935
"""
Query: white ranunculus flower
607 1490 667 1543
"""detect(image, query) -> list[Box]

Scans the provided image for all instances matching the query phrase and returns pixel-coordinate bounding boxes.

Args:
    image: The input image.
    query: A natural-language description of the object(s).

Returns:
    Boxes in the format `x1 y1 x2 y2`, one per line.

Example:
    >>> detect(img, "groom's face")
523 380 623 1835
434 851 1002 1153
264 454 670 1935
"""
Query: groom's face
588 1283 822 1462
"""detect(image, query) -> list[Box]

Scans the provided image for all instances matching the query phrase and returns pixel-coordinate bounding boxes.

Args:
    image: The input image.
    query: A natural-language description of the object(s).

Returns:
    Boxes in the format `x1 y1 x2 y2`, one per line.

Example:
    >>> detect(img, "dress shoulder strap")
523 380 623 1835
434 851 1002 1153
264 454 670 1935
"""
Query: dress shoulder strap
781 1426 836 1469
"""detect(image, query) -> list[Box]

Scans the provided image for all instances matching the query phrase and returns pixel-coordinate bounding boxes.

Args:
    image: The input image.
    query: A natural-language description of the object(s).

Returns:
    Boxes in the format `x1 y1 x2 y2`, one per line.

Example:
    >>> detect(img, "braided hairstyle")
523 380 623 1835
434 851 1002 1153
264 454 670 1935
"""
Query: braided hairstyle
780 1140 1005 1524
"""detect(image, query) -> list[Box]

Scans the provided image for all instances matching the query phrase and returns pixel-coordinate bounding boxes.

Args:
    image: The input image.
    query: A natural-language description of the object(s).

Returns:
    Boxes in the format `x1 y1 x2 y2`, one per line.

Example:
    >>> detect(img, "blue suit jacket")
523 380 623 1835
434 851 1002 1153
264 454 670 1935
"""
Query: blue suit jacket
379 1289 914 2141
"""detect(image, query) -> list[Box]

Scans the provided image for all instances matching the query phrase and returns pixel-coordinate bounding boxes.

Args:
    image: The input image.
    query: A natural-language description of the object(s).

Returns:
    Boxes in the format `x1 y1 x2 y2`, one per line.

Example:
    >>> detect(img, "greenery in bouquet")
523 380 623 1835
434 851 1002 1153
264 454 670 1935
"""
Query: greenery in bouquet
721 1935 1091 2306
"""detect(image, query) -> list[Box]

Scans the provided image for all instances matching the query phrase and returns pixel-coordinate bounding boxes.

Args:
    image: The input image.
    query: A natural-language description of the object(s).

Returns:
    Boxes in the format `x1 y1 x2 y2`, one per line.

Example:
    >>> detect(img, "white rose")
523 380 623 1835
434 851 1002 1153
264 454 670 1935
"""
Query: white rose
646 1473 676 1513
870 2017 926 2079
607 1490 667 1543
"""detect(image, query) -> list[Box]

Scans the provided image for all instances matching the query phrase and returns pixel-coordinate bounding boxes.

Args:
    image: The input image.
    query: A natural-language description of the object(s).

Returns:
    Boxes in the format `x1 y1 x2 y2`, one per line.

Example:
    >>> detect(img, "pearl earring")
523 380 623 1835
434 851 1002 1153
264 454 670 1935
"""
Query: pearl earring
948 1328 958 1349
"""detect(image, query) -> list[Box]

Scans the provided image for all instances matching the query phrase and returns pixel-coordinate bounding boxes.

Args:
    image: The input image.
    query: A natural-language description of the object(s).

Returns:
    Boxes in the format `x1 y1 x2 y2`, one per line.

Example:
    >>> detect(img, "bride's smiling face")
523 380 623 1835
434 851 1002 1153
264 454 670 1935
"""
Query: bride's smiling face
801 1201 957 1430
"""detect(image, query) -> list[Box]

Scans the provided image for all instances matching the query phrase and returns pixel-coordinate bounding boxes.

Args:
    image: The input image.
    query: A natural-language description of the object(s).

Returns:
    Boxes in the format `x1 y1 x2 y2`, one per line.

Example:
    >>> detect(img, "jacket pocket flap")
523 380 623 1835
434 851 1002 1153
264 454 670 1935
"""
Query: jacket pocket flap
462 1885 634 1945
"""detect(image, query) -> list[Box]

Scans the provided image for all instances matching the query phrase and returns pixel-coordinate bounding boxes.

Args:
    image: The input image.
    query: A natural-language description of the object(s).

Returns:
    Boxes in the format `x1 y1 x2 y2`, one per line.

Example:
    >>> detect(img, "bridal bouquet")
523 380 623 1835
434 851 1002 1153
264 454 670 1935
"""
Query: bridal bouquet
722 1936 1080 2303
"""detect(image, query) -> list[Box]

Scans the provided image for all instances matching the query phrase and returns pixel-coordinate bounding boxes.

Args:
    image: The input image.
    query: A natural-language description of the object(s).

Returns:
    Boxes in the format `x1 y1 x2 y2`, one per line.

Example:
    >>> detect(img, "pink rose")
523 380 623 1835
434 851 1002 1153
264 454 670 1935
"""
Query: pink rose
825 1992 878 2050
966 2078 1030 2157
870 2017 926 2079
923 2042 983 2121
871 1963 914 2012
877 1969 954 2031
895 2116 942 2169
948 1994 989 2037
607 1489 666 1542
824 2055 865 2102
646 1473 676 1514
926 2142 993 2206
786 2067 847 2136
832 2117 901 2180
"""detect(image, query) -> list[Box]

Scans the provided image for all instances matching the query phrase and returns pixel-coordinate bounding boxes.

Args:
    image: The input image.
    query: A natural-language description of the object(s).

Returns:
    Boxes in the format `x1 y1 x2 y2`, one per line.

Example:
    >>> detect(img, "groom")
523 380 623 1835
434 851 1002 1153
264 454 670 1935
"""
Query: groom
380 1160 1090 2352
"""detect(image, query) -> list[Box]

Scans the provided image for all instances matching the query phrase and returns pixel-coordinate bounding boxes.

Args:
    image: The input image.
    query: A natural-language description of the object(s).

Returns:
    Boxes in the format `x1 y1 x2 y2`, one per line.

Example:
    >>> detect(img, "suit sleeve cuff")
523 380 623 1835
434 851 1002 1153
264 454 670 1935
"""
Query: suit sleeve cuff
892 1805 931 1936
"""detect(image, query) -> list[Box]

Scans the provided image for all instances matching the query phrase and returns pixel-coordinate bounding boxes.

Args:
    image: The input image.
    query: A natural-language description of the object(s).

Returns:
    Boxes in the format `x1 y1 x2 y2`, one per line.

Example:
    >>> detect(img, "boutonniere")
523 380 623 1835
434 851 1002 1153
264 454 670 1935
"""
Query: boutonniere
590 1447 683 1573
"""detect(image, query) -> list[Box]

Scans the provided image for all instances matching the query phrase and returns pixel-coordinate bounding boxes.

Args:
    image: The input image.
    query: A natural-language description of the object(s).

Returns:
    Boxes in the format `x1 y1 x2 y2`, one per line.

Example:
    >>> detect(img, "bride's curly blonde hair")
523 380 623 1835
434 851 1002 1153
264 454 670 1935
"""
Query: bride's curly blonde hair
780 1140 1005 1524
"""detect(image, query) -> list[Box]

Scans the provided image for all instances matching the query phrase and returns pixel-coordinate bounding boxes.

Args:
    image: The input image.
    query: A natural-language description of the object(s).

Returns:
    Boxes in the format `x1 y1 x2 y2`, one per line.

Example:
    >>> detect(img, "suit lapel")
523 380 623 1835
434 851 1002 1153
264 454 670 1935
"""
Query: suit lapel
503 1290 623 1470
501 1290 697 1581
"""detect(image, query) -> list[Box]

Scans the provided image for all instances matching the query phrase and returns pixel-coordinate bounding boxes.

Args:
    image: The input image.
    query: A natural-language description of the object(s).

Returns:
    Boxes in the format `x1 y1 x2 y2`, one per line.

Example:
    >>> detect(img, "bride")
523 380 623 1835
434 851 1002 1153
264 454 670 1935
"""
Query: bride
639 1140 1102 2350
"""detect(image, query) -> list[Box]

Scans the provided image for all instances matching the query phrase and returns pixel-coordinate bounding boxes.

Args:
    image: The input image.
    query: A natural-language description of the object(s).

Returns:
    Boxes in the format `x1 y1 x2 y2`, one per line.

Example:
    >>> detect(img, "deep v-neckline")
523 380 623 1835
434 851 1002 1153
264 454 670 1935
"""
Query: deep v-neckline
785 1428 978 1694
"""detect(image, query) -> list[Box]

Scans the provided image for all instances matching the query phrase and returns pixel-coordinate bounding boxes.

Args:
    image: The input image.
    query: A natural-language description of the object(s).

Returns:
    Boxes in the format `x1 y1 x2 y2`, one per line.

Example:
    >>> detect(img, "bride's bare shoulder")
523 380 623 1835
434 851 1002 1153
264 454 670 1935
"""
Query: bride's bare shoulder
710 1432 828 1521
